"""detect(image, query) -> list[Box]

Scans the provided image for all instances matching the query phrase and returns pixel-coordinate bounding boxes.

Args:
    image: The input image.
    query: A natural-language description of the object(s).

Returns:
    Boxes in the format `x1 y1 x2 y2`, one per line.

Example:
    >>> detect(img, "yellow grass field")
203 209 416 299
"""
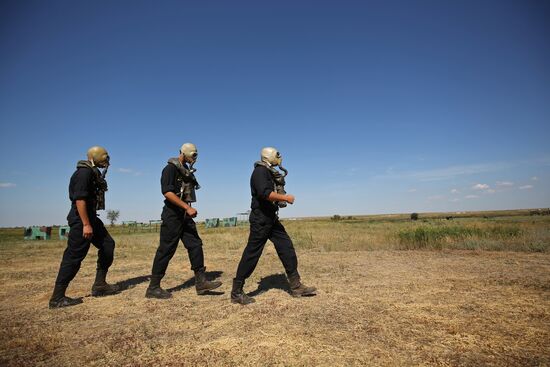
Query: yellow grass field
1 212 549 366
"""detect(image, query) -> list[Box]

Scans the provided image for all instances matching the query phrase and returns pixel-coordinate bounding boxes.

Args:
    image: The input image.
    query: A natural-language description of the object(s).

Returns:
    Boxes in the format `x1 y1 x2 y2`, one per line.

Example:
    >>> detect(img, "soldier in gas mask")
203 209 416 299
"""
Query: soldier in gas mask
146 143 222 299
231 147 316 305
49 146 119 308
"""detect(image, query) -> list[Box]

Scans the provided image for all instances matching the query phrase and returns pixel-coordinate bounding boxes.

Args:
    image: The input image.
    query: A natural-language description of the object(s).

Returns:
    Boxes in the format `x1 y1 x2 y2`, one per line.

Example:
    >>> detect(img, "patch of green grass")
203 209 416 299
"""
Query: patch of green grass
397 224 524 250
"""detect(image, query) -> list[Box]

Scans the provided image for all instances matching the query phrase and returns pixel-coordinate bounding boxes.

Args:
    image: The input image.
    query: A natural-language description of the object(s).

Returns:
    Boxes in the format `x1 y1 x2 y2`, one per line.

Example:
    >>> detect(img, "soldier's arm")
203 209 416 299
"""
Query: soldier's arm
253 167 295 204
163 192 197 217
161 165 197 217
268 192 295 204
75 200 93 239
73 168 94 239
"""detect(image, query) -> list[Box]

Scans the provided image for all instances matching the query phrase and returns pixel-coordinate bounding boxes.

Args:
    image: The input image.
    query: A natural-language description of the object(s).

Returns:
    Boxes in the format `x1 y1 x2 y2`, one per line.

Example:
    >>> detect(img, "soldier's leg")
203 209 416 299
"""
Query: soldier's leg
90 218 118 296
181 217 222 294
269 220 298 275
180 216 204 272
235 219 271 281
50 222 89 308
232 218 271 304
270 220 316 297
146 209 183 298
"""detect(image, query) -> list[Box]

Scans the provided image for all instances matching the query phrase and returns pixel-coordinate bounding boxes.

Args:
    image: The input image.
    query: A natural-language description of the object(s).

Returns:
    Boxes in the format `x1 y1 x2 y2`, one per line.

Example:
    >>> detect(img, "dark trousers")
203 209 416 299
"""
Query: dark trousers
151 206 205 277
55 217 115 286
236 209 298 281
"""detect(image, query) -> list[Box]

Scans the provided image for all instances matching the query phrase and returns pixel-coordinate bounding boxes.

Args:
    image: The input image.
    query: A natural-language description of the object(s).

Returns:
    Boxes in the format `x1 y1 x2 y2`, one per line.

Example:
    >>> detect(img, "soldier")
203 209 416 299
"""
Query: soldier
145 143 222 299
49 146 119 309
231 147 316 305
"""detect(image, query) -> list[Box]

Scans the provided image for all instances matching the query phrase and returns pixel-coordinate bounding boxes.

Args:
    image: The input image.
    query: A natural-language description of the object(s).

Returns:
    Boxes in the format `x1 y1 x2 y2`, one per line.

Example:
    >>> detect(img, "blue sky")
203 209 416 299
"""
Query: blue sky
1 0 549 227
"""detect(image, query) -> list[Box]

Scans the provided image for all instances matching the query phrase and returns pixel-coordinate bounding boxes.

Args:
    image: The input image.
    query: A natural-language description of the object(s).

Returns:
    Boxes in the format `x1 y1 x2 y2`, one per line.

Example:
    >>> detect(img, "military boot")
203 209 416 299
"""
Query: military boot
195 267 222 295
231 278 255 305
49 284 83 309
145 275 172 299
91 269 120 297
287 272 316 297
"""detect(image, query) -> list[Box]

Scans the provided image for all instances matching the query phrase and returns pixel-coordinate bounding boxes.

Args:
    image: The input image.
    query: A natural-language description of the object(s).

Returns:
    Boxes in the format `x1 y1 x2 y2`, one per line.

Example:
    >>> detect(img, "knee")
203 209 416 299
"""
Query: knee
185 239 203 250
62 250 87 265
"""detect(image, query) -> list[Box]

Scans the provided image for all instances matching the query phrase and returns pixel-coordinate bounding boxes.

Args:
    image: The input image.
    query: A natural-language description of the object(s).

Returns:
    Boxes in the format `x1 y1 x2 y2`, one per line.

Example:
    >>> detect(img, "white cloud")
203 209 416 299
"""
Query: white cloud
117 168 142 176
450 189 459 194
496 181 514 187
472 183 489 190
407 188 417 193
531 176 538 181
376 158 550 183
519 185 533 190
0 182 16 188
465 195 478 199
485 189 496 194
377 161 514 182
449 198 460 202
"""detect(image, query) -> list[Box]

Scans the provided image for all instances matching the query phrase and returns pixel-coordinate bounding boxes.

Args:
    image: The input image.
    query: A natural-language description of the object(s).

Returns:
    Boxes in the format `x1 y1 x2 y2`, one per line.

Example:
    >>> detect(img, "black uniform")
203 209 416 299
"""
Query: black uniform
54 166 115 286
150 163 205 278
235 165 298 281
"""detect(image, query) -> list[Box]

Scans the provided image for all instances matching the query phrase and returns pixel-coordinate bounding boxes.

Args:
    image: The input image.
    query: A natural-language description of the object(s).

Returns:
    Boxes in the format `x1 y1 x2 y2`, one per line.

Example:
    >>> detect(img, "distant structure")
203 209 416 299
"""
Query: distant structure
58 226 70 240
205 218 220 228
24 226 52 240
149 220 162 232
237 210 251 223
222 217 238 227
121 220 162 232
122 221 138 233
204 217 238 228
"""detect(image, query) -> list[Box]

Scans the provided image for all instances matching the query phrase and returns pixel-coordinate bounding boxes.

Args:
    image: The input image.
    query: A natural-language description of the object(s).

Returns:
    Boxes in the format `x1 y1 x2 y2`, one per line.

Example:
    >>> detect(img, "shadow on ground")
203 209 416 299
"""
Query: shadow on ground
248 273 291 297
115 275 151 292
167 271 224 295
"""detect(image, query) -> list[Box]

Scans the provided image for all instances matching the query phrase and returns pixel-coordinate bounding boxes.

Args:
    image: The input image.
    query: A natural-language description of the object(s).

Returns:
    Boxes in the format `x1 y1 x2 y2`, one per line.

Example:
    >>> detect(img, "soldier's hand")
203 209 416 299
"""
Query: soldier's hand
83 224 93 239
285 194 295 204
186 207 198 218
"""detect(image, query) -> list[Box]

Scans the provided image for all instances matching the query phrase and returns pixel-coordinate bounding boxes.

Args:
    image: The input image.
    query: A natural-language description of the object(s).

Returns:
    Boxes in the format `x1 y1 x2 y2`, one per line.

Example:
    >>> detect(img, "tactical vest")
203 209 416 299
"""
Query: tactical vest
167 158 200 203
254 161 287 208
76 160 108 210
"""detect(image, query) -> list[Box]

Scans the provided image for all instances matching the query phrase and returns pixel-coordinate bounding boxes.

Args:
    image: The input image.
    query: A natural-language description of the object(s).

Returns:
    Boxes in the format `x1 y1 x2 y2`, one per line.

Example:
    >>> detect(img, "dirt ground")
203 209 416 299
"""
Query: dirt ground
0 235 549 366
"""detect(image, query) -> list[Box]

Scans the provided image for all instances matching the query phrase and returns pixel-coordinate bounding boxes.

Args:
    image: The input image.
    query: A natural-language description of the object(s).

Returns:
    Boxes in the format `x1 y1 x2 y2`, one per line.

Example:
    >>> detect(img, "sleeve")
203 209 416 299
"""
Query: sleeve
161 164 177 195
252 166 274 200
72 168 93 200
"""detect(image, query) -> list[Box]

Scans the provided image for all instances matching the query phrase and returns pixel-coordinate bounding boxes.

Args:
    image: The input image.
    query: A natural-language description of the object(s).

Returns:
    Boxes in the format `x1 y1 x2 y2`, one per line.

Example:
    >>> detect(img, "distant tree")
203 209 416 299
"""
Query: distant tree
411 213 419 221
107 210 120 226
331 215 341 221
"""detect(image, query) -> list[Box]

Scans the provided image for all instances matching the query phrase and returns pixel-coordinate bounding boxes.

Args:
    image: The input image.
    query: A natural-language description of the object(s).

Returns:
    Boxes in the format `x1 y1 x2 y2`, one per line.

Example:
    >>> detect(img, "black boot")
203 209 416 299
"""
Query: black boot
49 284 83 309
287 272 316 297
145 274 172 299
231 278 255 305
91 269 120 297
195 267 222 295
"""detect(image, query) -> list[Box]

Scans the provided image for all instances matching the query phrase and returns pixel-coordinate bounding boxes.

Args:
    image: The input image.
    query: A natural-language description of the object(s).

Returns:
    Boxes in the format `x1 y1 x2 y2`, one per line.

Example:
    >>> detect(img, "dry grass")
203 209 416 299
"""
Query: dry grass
0 216 549 366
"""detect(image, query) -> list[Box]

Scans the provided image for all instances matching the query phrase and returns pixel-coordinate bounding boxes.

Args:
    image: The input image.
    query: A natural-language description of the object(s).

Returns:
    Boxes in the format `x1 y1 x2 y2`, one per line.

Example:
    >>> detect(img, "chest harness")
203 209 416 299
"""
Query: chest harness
254 161 288 208
167 158 200 203
76 160 108 210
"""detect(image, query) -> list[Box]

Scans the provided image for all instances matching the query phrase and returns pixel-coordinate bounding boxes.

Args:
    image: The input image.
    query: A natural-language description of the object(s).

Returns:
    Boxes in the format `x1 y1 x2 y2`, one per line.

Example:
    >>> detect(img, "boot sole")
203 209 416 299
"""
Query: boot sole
91 289 120 297
196 282 222 295
291 290 317 297
145 294 172 299
49 299 83 309
231 298 255 305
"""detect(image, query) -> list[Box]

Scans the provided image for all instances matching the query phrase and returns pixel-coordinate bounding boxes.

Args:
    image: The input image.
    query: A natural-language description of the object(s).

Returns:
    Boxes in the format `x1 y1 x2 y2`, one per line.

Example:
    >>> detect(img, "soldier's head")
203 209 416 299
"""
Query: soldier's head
179 143 198 164
261 147 282 166
87 146 110 168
